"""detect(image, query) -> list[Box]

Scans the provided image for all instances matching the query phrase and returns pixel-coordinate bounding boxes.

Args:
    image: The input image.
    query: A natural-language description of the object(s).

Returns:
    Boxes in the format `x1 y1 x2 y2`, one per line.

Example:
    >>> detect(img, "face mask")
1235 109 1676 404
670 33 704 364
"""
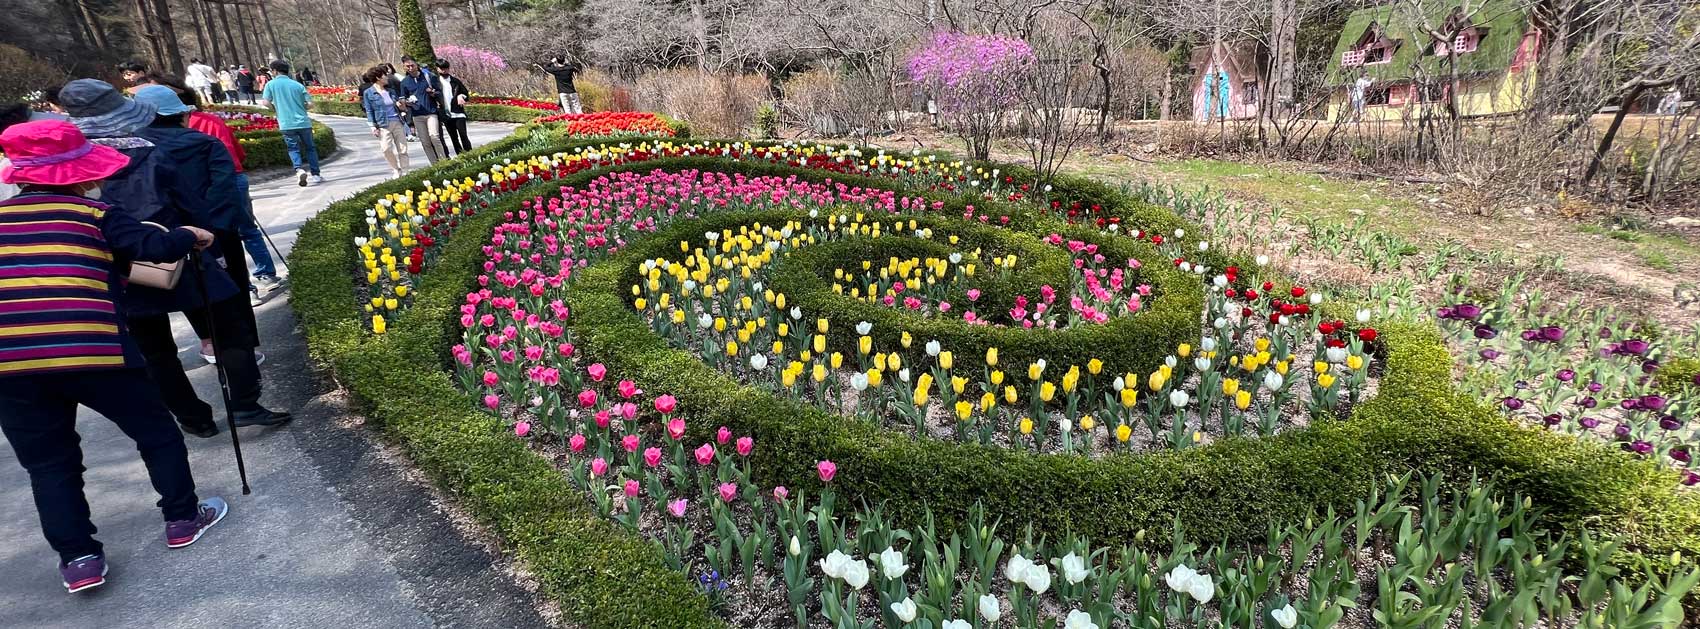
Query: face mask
79 183 102 200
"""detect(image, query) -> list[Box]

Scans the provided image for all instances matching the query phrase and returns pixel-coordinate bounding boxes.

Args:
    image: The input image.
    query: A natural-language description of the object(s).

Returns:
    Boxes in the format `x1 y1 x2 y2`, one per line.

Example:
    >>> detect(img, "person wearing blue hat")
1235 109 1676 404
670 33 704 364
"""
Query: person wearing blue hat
125 84 292 435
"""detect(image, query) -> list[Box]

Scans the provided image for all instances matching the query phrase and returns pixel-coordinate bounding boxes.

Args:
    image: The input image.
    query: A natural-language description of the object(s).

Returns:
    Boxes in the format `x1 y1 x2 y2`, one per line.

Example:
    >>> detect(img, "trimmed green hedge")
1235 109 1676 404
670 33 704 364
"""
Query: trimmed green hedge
293 132 1700 625
309 98 551 124
236 121 339 171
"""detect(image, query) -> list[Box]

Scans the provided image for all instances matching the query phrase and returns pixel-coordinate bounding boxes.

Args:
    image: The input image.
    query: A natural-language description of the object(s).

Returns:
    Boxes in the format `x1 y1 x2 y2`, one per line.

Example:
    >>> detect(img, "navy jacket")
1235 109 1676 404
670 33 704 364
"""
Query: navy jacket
89 136 238 317
135 123 247 232
399 70 440 116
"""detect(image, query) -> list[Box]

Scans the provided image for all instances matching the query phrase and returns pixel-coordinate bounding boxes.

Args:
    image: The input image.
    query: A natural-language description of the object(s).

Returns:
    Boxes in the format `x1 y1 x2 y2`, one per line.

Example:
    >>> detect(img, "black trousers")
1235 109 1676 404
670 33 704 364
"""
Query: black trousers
441 116 471 155
0 369 200 563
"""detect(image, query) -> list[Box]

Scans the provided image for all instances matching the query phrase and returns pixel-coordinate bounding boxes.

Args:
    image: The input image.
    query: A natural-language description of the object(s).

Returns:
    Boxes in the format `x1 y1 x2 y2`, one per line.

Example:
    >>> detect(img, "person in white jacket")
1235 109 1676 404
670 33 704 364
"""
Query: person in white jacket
184 58 218 105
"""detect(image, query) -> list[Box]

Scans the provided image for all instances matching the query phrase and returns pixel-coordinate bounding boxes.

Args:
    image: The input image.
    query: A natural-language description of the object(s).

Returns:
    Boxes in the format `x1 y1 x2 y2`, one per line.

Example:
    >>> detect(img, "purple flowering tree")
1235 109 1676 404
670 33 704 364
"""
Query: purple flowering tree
436 45 508 83
907 32 1036 161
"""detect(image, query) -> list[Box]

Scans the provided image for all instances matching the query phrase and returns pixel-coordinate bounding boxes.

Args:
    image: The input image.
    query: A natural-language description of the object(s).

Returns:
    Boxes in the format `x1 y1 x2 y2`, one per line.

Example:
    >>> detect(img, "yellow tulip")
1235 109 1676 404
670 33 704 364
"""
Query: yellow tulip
394 285 409 298
954 401 973 421
1040 382 1056 402
859 336 872 355
813 335 826 354
889 354 903 371
980 392 996 411
1019 417 1033 435
384 298 398 310
1061 369 1079 393
990 370 1005 386
782 370 797 387
1120 388 1137 408
1318 373 1336 389
867 368 883 388
1222 378 1240 396
1116 424 1132 442
1347 354 1365 370
831 352 844 369
1254 338 1270 352
672 310 686 324
1079 415 1096 431
1088 359 1103 375
371 315 387 335
1028 362 1044 381
1004 385 1018 404
1147 371 1166 392
1178 344 1192 358
939 351 953 370
901 332 913 348
1275 361 1290 376
778 323 790 337
985 347 999 366
1314 361 1329 374
1236 390 1252 410
913 384 930 406
813 364 827 382
726 341 739 357
817 318 829 334
951 376 967 395
635 298 648 310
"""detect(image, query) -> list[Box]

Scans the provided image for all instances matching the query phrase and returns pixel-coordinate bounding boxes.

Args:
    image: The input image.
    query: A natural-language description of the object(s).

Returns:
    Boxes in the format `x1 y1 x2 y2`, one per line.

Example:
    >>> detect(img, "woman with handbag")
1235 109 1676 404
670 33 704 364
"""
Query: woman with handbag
0 119 231 594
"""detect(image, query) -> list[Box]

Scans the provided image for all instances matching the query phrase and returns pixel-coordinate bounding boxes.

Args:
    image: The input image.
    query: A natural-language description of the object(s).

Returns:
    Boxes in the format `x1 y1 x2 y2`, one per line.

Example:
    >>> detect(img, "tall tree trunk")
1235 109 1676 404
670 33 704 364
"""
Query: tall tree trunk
215 0 241 66
233 1 258 65
78 0 111 51
1268 0 1296 122
58 0 91 50
1158 69 1172 121
134 0 167 69
149 0 185 72
184 0 211 61
257 0 283 61
468 0 480 30
1094 39 1112 138
1583 83 1656 186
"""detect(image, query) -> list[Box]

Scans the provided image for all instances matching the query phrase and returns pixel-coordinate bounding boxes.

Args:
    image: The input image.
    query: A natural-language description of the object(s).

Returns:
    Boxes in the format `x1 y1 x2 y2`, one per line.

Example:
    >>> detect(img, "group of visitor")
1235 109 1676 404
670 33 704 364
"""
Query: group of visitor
1 68 305 595
359 56 474 177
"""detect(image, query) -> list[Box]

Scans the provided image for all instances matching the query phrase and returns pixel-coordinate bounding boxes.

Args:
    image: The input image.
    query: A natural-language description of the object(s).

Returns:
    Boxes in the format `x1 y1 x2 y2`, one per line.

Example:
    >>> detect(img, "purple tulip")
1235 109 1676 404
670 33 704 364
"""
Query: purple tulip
1436 306 1455 320
1454 303 1482 320
1642 360 1660 374
1578 396 1598 409
1640 395 1668 412
1685 471 1699 486
1539 326 1565 343
1474 325 1499 340
1598 326 1613 339
1587 382 1604 393
1514 380 1530 390
1479 349 1501 360
1672 449 1691 464
1502 397 1525 411
1620 398 1640 411
1659 416 1682 431
1693 373 1700 387
1613 423 1632 438
1542 413 1562 426
1621 339 1650 355
1556 369 1576 382
1579 416 1600 429
1628 440 1653 455
1520 330 1539 342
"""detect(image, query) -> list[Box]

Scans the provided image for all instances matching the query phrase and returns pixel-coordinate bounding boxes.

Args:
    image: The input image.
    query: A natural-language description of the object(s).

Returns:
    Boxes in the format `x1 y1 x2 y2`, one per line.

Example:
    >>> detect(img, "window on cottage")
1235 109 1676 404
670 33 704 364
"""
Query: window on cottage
1418 82 1445 102
1364 40 1399 64
1366 87 1392 106
1453 27 1484 54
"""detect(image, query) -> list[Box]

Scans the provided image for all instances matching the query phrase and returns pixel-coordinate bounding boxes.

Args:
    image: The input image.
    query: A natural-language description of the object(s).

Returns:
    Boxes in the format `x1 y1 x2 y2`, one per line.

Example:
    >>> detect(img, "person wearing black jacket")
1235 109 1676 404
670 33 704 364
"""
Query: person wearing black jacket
235 65 257 104
432 59 473 155
538 56 582 114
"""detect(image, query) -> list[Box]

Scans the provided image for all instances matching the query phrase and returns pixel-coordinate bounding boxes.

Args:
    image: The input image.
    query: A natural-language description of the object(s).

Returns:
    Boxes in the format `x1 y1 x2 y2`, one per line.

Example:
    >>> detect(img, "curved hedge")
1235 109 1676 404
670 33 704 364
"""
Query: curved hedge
308 99 549 124
235 120 339 171
292 133 1700 626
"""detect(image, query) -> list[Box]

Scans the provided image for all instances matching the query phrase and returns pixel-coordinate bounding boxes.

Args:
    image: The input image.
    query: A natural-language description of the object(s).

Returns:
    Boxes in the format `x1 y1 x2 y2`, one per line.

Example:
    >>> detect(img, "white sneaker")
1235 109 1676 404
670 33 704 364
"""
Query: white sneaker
390 168 403 179
296 169 308 187
406 135 418 143
252 275 282 295
249 286 262 307
308 174 324 185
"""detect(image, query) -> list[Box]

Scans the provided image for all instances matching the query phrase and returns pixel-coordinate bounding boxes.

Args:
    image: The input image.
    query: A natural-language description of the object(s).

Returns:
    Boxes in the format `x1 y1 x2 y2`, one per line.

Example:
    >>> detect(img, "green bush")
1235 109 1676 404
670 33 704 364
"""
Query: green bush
397 0 436 66
292 133 1700 624
235 121 339 171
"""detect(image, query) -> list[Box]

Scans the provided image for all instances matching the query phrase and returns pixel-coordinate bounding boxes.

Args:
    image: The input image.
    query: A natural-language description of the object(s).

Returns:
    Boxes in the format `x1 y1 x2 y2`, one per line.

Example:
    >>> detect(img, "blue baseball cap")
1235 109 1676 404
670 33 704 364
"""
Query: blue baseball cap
132 84 196 116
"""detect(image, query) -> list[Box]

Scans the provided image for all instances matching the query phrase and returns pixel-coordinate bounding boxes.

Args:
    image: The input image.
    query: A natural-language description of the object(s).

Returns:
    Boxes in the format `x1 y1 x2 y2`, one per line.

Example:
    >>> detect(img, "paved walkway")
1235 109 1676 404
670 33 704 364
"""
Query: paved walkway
0 116 551 628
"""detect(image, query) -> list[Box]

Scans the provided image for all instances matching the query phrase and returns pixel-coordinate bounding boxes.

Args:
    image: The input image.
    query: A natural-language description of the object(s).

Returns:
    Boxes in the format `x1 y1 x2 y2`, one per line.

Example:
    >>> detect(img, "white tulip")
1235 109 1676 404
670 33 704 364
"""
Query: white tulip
1164 564 1199 592
1165 356 1177 369
1213 275 1228 288
1356 309 1373 323
1271 603 1298 628
1256 254 1270 266
1186 573 1215 604
1174 228 1185 238
1263 371 1285 392
898 368 911 383
856 321 873 335
1326 347 1347 363
941 620 971 629
698 313 713 329
925 340 941 356
1213 317 1228 329
1309 293 1322 305
977 594 1001 622
705 232 719 243
850 373 869 392
789 536 801 556
949 253 963 264
749 354 769 371
1058 552 1089 584
1193 357 1212 371
684 280 697 292
808 208 819 218
1058 417 1072 434
878 546 909 579
1005 554 1033 584
1200 337 1217 352
819 550 851 578
1169 390 1190 407
1198 241 1210 252
1195 265 1208 275
840 557 870 589
1179 262 1192 272
1278 315 1291 326
789 306 802 320
1064 610 1100 629
891 598 918 622
1112 376 1125 391
1023 564 1052 594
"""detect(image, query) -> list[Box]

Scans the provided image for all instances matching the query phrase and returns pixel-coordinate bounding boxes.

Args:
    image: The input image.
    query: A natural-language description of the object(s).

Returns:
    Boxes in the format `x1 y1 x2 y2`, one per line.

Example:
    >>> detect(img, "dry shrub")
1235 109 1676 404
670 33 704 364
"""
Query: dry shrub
633 69 768 137
0 45 67 102
577 69 636 112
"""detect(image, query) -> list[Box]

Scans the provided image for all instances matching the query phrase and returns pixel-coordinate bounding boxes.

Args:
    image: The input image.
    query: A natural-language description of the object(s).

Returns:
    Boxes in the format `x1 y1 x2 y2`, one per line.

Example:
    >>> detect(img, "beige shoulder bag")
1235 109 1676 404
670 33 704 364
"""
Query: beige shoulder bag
128 221 186 290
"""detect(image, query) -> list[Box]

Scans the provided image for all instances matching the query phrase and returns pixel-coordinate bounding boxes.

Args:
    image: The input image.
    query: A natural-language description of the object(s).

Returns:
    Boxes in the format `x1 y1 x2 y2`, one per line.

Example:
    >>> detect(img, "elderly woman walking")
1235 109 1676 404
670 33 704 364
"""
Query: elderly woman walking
0 120 230 594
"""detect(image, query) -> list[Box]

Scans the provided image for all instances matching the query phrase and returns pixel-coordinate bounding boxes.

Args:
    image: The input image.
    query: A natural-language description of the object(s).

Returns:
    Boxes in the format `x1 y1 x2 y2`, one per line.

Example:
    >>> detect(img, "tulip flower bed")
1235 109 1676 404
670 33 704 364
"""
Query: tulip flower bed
533 111 676 137
469 95 561 111
292 129 1700 627
214 109 280 134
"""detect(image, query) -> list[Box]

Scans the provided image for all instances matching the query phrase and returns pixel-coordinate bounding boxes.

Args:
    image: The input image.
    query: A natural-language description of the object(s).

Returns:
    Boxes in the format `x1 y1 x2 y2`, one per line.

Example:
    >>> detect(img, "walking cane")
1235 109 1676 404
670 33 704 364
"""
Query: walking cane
189 250 253 495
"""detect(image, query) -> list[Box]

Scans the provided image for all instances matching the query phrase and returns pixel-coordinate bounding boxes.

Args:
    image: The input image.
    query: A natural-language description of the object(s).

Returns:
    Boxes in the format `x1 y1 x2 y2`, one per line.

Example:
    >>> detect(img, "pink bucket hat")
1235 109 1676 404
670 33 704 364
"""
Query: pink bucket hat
0 119 131 186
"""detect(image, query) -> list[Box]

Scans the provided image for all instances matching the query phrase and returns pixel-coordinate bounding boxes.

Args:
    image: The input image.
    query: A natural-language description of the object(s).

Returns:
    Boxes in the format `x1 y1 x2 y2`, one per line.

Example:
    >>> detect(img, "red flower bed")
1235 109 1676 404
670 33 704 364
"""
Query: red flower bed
214 110 280 133
532 111 673 137
308 85 358 101
468 96 560 111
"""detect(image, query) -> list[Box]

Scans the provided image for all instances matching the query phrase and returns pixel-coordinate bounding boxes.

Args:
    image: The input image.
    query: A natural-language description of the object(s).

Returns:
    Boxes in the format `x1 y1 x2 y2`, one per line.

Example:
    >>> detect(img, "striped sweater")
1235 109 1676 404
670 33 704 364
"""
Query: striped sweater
0 192 196 377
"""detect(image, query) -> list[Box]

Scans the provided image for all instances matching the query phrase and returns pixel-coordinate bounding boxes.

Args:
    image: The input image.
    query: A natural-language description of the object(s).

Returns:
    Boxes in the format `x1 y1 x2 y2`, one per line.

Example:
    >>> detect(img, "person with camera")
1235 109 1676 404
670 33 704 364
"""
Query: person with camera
397 56 447 164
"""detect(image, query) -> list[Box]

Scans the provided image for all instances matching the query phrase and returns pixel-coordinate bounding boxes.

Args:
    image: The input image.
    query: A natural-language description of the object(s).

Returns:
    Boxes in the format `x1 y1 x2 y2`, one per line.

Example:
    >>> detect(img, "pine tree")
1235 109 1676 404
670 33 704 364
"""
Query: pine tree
397 0 436 65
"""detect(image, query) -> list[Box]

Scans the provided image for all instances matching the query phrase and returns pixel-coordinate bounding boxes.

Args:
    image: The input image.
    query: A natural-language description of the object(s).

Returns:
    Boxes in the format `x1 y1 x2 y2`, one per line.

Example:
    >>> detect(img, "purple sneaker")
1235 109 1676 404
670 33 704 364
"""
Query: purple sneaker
60 554 107 593
165 497 229 549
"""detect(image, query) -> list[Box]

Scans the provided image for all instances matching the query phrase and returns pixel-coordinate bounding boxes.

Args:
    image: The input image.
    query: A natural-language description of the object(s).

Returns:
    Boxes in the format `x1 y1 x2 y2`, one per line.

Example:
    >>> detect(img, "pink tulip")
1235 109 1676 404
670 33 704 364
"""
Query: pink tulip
816 460 837 482
716 426 732 444
667 498 688 518
772 486 789 502
621 434 640 452
594 410 611 428
966 289 981 301
568 434 586 452
483 394 500 410
654 394 678 415
590 457 607 477
619 402 637 420
587 363 607 382
717 482 738 502
617 379 639 399
578 389 598 408
514 421 531 437
666 418 686 440
735 436 754 457
643 447 662 467
694 443 715 466
482 371 500 387
623 479 640 497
